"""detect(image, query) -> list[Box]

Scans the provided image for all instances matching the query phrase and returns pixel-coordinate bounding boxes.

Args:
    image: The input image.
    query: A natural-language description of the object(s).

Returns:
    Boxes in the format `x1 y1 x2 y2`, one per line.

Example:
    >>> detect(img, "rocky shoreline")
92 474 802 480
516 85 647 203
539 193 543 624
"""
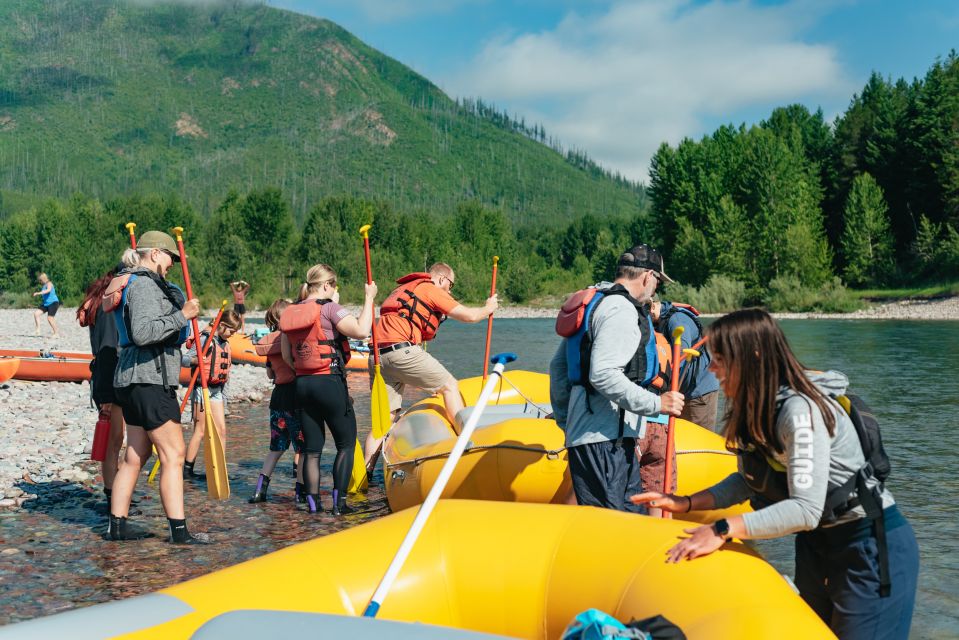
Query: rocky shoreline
0 309 273 509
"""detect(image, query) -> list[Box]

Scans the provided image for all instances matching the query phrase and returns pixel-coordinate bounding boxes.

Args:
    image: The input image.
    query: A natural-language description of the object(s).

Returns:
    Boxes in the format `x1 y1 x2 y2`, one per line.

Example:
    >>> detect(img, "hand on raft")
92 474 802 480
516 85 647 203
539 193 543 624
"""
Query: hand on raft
630 492 727 563
660 391 684 416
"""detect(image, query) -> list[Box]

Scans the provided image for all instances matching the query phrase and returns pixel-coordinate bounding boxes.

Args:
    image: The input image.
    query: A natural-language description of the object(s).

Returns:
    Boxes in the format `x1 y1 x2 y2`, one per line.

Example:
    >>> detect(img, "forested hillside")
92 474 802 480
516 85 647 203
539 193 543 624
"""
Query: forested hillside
0 0 643 224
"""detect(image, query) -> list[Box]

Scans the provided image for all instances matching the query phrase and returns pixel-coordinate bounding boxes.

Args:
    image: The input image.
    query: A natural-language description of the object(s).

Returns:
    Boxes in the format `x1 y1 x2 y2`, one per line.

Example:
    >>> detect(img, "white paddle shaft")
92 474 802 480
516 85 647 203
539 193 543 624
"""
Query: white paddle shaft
363 360 509 617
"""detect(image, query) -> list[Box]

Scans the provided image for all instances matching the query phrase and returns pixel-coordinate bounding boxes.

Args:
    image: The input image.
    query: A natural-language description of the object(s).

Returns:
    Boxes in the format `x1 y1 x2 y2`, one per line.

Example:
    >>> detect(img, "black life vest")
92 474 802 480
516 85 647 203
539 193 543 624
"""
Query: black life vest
735 392 893 597
556 284 663 394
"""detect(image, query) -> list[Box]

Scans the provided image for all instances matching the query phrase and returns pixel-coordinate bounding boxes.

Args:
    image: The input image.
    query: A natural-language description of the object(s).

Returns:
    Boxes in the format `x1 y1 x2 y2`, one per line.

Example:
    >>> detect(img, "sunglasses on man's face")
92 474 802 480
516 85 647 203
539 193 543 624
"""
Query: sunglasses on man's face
444 276 455 290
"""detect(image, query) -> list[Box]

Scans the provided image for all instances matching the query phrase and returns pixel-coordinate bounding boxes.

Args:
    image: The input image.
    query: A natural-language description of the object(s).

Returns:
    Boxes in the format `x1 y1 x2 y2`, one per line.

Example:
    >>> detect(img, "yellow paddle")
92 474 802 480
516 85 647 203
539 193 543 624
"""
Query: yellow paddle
148 300 228 485
361 224 392 441
172 226 230 500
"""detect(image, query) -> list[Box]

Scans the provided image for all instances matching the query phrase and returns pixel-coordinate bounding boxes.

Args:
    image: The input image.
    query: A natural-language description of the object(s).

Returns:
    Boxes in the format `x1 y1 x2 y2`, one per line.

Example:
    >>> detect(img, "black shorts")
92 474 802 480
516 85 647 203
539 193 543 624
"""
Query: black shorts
90 350 119 406
234 303 246 315
568 439 644 513
115 384 181 430
39 302 60 316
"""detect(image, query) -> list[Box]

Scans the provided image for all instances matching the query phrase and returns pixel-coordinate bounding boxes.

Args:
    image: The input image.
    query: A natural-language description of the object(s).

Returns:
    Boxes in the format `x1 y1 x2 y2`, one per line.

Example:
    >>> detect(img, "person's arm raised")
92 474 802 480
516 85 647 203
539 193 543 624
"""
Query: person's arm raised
446 293 498 323
335 282 378 339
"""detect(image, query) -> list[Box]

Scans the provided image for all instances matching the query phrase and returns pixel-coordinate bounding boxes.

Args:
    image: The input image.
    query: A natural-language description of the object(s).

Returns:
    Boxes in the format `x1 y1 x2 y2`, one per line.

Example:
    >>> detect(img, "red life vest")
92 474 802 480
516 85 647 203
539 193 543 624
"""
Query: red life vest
185 331 232 386
278 299 351 376
379 272 446 343
254 330 295 385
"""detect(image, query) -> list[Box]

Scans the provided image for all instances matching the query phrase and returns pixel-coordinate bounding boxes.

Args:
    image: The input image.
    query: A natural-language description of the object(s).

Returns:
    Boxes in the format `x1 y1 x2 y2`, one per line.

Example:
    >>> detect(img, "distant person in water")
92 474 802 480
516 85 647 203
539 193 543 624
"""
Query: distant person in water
32 272 60 338
230 280 250 331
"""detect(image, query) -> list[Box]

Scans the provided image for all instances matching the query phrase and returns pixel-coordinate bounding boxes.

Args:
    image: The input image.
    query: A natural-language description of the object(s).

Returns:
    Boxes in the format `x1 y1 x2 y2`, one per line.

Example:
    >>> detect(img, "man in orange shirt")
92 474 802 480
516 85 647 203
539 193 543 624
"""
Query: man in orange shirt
365 262 498 462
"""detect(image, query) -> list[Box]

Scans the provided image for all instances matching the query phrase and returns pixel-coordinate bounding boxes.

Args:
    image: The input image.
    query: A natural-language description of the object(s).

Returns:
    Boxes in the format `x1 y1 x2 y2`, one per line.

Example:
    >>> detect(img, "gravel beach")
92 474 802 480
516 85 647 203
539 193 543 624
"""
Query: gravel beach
1 296 956 508
0 308 273 510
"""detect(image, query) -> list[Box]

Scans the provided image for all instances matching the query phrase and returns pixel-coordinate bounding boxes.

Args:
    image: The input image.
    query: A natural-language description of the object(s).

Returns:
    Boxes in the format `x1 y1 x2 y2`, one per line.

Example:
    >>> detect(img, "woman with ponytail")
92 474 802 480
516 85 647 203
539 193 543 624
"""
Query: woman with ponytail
278 264 376 515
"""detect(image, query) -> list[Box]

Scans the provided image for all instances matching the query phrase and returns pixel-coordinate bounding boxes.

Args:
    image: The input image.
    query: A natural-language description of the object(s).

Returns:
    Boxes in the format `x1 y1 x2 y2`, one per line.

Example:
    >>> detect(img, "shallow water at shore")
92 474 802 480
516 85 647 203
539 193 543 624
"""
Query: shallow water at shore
1 318 956 637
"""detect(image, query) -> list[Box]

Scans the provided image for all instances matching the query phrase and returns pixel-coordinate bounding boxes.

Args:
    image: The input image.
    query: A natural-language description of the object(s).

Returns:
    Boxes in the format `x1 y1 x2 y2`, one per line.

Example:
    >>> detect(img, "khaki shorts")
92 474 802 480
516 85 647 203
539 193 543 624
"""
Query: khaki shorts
369 345 454 412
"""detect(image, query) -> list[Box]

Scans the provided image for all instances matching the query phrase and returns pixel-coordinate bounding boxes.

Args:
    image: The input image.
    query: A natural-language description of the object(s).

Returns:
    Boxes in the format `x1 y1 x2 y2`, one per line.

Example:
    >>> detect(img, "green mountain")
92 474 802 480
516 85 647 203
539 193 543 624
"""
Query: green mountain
0 0 645 224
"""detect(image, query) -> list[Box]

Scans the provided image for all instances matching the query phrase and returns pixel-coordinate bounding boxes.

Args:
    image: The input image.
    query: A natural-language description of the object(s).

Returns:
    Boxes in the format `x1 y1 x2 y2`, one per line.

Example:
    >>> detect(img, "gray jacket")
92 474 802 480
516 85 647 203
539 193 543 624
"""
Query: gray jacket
708 370 895 538
114 269 190 389
549 283 662 447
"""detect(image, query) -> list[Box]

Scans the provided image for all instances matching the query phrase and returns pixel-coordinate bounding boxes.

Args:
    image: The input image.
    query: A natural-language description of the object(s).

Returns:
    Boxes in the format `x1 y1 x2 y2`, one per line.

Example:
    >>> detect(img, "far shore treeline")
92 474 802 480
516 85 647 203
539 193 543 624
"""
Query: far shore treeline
1 53 958 313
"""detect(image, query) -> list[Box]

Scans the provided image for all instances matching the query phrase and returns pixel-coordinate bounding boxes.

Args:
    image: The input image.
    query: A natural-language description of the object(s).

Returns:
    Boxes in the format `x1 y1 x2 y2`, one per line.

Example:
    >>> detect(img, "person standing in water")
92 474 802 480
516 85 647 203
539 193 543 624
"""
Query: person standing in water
33 272 60 338
106 231 210 544
230 280 250 331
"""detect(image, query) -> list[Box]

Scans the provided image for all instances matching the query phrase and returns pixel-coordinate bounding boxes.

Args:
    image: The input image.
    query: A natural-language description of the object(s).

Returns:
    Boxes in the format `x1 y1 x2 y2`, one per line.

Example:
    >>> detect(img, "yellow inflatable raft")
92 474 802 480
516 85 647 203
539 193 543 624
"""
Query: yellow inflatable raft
6 501 832 639
383 370 748 523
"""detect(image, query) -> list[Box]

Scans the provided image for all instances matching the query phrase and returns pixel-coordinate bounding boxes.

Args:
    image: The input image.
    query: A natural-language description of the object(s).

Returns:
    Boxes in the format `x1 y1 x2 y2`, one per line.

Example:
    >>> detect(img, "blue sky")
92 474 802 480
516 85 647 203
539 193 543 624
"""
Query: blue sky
263 0 958 181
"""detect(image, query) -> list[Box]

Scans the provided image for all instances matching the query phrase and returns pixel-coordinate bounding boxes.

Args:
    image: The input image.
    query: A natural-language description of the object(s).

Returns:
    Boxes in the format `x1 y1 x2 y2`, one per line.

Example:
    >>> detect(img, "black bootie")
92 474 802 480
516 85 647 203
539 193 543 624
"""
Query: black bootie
107 514 155 541
248 474 270 503
330 490 355 516
182 459 197 479
294 482 306 504
306 494 322 514
168 518 212 545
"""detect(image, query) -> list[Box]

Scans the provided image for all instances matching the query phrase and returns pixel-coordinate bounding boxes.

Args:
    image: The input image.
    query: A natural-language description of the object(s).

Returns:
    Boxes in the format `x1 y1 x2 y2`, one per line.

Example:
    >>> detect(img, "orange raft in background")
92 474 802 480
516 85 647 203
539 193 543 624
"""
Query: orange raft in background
229 332 370 372
0 357 20 383
0 349 191 384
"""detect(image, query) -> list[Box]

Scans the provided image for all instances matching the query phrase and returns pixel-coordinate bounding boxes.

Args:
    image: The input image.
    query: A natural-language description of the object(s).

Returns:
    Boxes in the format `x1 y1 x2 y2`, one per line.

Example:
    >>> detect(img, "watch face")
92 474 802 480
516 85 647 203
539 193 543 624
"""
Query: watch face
715 519 730 538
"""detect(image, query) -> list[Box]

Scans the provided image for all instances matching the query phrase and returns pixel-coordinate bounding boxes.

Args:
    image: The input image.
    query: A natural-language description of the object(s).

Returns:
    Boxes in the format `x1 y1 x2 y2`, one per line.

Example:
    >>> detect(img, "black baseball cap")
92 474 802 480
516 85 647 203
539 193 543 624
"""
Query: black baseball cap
618 244 674 283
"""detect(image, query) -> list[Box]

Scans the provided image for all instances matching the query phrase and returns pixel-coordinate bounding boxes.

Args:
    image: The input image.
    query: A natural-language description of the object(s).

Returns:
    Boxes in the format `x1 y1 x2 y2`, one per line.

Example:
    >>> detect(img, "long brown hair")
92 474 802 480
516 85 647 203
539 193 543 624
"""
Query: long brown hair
708 308 836 454
76 269 116 326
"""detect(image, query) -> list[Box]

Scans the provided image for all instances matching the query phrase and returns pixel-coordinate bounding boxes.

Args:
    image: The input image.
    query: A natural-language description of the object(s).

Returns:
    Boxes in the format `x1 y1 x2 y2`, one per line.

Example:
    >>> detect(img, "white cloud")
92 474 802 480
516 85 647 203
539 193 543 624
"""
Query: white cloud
447 0 853 181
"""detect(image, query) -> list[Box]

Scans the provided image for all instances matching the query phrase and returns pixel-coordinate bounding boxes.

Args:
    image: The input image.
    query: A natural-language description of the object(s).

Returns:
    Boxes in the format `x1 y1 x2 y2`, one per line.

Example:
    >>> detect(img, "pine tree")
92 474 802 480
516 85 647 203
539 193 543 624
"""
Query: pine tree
841 173 894 286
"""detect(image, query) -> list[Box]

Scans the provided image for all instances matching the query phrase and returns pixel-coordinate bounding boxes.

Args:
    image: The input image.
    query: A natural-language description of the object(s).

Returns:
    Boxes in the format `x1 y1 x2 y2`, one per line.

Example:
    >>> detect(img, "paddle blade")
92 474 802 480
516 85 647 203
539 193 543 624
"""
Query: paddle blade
348 439 369 493
202 393 231 500
370 364 392 440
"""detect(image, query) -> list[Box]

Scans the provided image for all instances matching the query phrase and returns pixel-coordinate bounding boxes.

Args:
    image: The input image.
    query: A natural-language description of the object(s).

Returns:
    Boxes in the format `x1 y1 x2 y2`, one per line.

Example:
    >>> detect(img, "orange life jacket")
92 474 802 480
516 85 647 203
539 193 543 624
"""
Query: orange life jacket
254 330 296 385
185 331 232 386
379 272 446 343
278 299 351 376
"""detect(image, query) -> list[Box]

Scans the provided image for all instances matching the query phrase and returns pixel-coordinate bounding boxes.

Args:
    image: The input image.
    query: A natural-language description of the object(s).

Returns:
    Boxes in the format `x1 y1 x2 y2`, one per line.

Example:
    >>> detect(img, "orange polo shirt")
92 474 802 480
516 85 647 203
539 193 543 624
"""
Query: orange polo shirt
376 281 459 345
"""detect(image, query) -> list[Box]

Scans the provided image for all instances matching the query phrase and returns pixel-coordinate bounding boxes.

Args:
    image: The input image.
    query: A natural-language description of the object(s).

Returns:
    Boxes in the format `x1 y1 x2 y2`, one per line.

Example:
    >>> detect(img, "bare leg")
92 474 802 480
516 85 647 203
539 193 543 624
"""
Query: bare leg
33 309 43 334
47 315 59 337
110 426 152 517
210 400 227 448
101 404 125 491
439 377 465 427
185 408 205 464
148 420 187 519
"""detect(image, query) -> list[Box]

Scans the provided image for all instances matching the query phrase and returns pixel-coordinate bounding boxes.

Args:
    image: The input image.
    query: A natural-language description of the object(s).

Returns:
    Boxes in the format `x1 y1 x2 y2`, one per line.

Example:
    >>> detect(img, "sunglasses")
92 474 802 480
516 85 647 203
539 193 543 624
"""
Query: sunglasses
443 275 455 290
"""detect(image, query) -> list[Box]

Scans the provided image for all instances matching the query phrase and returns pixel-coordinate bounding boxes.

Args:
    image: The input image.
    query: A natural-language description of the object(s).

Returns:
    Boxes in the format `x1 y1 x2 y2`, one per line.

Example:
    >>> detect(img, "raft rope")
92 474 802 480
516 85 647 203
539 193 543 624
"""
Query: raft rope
496 373 552 413
676 448 736 456
386 441 567 469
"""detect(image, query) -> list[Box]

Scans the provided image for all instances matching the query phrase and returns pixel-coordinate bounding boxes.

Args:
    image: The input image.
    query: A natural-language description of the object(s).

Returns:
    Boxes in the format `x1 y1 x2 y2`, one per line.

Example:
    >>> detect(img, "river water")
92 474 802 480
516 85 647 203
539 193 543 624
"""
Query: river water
0 318 956 637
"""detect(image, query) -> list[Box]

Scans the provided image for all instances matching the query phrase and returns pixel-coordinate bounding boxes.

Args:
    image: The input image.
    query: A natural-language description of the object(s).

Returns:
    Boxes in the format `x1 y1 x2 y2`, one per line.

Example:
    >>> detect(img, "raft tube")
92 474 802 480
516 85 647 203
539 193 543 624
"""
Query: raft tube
0 357 20 383
383 370 749 523
0 500 832 639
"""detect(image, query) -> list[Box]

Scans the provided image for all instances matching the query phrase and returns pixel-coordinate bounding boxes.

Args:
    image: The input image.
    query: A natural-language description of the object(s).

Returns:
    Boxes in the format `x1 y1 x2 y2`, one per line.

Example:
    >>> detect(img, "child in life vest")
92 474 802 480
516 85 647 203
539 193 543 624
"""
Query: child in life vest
183 310 241 478
248 299 305 504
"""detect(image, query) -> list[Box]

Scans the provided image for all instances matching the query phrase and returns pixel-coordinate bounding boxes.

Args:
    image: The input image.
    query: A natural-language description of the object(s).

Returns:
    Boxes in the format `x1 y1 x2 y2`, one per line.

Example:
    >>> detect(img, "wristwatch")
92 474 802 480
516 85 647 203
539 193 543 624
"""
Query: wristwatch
713 518 731 540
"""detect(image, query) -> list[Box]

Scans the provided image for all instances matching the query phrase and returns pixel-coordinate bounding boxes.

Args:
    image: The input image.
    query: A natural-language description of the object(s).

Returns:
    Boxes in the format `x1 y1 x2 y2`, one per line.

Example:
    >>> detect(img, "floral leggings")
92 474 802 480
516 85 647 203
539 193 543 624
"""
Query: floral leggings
269 409 304 453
